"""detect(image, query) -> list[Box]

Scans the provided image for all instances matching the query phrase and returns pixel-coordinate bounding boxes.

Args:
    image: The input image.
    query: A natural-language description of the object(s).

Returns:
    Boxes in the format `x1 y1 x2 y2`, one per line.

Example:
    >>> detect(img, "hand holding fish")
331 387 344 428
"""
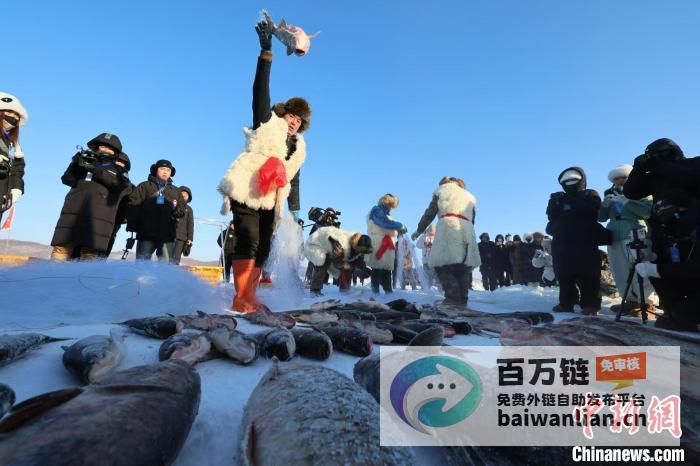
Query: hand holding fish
255 18 273 51
261 9 319 56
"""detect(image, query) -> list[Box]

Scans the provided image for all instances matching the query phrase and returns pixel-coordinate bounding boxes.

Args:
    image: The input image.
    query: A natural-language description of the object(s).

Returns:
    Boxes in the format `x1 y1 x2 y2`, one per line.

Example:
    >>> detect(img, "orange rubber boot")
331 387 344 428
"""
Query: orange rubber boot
232 260 261 313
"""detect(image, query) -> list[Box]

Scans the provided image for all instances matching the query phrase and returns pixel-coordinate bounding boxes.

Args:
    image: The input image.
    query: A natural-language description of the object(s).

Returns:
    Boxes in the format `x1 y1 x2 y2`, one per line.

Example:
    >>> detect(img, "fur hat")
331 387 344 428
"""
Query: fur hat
150 159 176 177
523 232 534 243
607 164 633 183
480 232 490 240
439 176 466 189
0 92 28 126
378 194 399 209
351 233 373 254
272 97 311 133
87 133 122 154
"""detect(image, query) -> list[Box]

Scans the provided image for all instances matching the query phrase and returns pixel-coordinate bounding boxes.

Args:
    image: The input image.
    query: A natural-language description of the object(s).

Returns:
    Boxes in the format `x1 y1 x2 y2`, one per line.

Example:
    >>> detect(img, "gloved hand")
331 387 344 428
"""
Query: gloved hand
411 232 420 241
255 20 273 51
10 189 21 205
399 226 408 235
635 262 660 279
603 193 615 207
0 194 12 212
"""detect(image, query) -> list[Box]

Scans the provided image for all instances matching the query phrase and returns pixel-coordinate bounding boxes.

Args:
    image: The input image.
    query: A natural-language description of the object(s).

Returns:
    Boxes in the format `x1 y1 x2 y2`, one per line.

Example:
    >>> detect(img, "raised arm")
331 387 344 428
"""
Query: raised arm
413 195 439 238
252 20 274 129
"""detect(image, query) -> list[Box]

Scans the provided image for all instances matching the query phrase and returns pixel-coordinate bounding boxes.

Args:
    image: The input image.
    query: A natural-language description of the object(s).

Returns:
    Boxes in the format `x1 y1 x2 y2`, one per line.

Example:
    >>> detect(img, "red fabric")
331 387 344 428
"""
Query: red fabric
441 213 470 221
375 234 396 260
257 157 287 196
1 207 14 231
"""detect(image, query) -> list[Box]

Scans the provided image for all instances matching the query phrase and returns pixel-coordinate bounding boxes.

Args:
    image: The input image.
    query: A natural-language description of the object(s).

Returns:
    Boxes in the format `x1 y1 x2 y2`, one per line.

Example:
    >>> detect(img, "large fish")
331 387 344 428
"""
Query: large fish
280 309 339 325
61 329 126 384
373 310 421 322
0 333 67 367
173 311 237 332
309 299 342 311
337 317 393 344
262 10 319 56
158 330 213 365
402 321 456 338
374 322 419 344
238 362 415 465
0 384 14 418
291 327 333 361
319 325 372 357
252 327 296 361
118 315 183 339
0 360 200 466
241 308 296 329
207 326 258 365
420 317 472 335
407 326 444 346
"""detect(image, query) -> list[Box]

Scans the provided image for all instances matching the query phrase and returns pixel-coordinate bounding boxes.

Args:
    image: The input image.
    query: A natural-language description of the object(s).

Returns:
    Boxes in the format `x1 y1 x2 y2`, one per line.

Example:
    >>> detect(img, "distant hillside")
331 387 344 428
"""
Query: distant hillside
0 239 218 266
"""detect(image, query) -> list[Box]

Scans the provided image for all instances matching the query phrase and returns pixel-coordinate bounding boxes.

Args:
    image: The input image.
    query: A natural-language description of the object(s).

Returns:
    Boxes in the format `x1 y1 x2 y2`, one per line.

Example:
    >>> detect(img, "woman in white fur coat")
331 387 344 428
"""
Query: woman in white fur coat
217 19 311 312
412 177 480 305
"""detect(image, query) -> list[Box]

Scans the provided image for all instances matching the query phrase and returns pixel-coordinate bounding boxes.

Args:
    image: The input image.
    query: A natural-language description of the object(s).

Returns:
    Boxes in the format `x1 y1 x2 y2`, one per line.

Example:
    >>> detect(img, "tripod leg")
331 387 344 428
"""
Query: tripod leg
616 264 638 322
637 273 648 324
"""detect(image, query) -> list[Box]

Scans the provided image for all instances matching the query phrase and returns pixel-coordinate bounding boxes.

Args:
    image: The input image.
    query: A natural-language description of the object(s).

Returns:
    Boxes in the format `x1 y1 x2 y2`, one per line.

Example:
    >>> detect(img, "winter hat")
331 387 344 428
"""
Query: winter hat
351 233 373 254
480 232 490 240
505 234 513 242
558 169 582 186
533 231 545 239
513 235 522 242
0 92 28 126
180 186 193 203
87 133 122 154
272 97 311 133
524 232 533 243
607 164 633 183
557 166 587 192
378 194 399 209
150 159 176 177
495 234 504 243
116 152 131 172
644 138 684 161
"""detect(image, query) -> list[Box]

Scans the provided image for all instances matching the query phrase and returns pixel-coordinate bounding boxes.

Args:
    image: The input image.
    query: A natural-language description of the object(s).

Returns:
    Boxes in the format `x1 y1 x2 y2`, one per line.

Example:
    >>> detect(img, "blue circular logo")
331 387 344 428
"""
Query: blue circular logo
390 356 482 433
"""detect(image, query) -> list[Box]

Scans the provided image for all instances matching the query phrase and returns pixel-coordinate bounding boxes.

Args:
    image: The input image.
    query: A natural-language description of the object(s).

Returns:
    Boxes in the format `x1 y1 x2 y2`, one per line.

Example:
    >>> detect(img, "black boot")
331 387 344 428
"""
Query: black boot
370 269 381 294
381 269 393 294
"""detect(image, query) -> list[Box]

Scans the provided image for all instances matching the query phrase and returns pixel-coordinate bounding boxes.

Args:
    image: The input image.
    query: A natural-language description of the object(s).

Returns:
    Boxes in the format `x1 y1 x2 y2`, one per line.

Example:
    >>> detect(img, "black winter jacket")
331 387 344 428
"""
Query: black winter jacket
478 240 497 270
217 227 237 256
252 52 301 212
51 158 132 252
0 132 25 215
127 175 186 242
175 205 194 242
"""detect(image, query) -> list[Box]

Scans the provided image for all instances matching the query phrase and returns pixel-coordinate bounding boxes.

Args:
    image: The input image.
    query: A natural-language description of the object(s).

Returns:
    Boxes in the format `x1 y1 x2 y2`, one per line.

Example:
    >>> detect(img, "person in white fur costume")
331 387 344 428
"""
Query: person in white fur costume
412 177 480 305
217 19 311 312
366 194 407 294
304 226 373 295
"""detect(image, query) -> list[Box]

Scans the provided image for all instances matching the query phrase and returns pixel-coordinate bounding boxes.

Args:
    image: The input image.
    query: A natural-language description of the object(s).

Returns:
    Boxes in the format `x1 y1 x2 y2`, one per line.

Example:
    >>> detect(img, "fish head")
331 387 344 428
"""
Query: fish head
292 27 318 56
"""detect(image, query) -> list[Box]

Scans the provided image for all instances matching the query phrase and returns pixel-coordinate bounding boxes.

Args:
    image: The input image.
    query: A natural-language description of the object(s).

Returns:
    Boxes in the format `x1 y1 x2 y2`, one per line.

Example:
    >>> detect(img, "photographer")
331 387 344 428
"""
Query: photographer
51 133 132 260
304 226 373 295
128 159 186 262
367 194 407 294
546 167 611 315
0 92 28 222
598 164 654 317
172 186 194 265
624 138 700 331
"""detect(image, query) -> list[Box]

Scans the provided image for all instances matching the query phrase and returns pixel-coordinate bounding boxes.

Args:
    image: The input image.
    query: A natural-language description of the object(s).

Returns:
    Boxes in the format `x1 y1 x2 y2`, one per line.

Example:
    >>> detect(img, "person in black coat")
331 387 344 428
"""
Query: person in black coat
218 220 237 282
51 133 132 260
0 92 28 222
127 159 186 262
546 166 611 315
519 233 544 285
624 138 700 331
493 234 512 287
478 233 498 291
172 186 194 265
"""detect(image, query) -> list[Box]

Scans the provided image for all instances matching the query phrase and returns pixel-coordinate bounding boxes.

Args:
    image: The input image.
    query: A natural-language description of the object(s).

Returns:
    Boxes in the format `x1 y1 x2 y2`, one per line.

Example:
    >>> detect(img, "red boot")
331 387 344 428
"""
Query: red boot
232 260 262 313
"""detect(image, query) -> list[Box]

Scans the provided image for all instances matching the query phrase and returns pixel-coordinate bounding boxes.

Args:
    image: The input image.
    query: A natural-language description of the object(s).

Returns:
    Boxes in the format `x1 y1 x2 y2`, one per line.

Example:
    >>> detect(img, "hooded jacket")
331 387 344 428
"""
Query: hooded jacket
127 175 186 242
175 186 194 242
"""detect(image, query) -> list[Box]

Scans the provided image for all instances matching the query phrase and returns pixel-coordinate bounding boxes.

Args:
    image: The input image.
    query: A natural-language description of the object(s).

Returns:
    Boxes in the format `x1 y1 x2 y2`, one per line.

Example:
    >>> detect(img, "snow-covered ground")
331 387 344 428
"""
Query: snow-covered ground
0 260 624 465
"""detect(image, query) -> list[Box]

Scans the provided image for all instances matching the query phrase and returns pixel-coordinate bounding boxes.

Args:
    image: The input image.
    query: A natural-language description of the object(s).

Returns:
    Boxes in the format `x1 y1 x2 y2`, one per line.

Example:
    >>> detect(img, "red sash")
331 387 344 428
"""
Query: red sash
441 213 470 221
375 234 396 260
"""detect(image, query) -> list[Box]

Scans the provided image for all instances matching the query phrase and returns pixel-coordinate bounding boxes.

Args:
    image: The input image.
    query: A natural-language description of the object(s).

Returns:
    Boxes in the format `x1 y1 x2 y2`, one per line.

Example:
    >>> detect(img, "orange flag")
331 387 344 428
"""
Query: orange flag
1 207 15 231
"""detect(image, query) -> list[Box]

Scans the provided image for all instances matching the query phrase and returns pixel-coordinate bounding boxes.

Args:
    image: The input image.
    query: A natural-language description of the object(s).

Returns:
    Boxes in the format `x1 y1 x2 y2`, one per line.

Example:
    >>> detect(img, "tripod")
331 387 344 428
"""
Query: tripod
615 229 649 324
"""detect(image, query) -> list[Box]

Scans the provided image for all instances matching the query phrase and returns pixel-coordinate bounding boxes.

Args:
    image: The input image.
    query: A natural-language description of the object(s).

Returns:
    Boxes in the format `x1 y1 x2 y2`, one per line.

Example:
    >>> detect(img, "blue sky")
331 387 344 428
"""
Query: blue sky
4 0 700 260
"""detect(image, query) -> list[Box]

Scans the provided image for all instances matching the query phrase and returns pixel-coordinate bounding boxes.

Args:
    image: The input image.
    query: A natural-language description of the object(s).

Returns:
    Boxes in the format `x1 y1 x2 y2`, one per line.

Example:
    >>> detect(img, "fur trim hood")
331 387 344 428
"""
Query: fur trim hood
0 92 28 126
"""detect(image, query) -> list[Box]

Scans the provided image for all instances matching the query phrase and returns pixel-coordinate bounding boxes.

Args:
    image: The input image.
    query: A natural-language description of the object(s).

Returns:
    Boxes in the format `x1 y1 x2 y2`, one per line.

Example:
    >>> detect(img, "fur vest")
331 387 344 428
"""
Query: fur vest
429 182 481 269
305 227 357 278
218 114 306 222
366 214 399 271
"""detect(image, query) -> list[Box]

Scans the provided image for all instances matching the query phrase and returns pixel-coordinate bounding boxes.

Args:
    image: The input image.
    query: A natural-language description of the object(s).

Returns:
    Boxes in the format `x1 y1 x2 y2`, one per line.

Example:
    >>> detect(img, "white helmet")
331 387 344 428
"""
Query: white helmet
0 92 28 126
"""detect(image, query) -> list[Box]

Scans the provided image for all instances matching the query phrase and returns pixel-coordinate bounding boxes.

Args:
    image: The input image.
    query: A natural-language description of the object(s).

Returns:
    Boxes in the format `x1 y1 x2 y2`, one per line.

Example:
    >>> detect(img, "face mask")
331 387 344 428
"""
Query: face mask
2 116 18 131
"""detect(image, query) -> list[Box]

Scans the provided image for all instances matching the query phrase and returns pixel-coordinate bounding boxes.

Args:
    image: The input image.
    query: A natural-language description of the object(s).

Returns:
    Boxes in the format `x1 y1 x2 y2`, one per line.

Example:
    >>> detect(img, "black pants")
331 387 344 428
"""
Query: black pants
171 240 186 265
371 269 393 294
480 266 498 291
495 268 511 287
220 253 234 281
231 200 275 267
558 270 601 309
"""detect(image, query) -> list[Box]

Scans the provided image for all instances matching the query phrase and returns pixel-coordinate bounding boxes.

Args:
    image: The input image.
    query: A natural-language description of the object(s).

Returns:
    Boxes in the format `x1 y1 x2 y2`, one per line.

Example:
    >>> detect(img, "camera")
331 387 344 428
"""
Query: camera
74 145 115 170
308 207 341 228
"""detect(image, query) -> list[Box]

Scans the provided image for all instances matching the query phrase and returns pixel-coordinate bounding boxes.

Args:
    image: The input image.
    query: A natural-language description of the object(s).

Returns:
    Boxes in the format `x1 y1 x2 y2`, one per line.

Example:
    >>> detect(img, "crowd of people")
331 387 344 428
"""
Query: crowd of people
2 17 699 333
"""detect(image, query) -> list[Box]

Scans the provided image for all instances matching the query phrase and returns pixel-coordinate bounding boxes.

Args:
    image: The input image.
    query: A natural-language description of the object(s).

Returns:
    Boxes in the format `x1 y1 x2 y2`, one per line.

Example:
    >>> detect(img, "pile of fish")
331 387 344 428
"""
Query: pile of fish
0 360 200 466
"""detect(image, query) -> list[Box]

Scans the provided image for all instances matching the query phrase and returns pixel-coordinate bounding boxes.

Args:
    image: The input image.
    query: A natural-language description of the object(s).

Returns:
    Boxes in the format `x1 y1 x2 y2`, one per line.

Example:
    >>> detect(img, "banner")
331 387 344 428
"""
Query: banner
1 206 14 231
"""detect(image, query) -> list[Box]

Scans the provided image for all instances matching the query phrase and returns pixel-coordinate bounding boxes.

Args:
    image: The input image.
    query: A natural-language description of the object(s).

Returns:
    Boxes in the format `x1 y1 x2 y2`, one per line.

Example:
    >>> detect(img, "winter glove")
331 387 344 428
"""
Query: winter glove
399 226 408 235
411 232 420 241
0 194 11 212
255 20 273 51
10 188 21 205
635 262 660 279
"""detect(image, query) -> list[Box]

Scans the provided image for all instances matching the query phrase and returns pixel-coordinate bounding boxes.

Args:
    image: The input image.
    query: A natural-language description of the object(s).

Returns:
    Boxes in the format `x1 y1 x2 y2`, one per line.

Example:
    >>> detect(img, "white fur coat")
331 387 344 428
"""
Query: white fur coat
218 114 306 223
428 183 481 269
366 214 399 271
304 227 356 279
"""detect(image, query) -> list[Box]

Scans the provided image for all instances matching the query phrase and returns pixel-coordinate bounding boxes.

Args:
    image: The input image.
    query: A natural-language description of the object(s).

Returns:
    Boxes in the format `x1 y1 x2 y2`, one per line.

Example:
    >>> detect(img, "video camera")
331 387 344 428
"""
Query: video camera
308 207 341 228
74 145 114 170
